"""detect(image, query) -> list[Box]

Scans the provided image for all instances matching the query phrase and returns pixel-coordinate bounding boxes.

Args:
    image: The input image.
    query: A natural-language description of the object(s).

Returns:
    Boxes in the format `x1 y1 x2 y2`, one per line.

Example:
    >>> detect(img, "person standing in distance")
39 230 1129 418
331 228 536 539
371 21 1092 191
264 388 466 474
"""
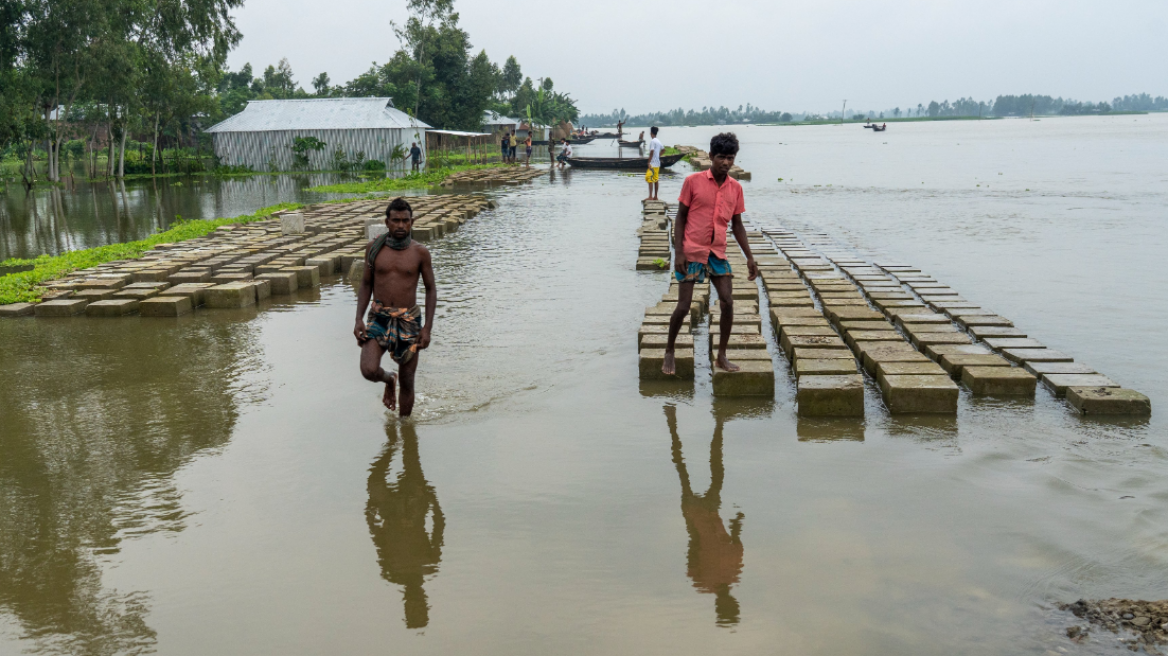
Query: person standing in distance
662 133 757 375
409 142 422 172
645 126 664 201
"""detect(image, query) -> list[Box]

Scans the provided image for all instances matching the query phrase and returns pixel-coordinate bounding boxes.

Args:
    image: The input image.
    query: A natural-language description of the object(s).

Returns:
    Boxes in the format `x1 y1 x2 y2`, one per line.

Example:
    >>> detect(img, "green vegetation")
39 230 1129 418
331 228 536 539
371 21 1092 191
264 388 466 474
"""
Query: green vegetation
0 202 300 305
305 163 506 194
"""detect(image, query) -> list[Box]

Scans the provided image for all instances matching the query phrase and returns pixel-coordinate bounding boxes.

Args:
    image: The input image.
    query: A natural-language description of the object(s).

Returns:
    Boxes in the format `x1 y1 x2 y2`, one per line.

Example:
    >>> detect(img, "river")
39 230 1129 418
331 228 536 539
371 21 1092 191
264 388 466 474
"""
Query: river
0 114 1165 655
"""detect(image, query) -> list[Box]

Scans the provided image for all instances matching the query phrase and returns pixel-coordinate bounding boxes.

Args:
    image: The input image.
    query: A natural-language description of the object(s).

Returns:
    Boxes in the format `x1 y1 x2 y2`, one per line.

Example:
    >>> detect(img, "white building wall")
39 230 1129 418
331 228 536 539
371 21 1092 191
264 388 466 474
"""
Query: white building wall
211 127 428 172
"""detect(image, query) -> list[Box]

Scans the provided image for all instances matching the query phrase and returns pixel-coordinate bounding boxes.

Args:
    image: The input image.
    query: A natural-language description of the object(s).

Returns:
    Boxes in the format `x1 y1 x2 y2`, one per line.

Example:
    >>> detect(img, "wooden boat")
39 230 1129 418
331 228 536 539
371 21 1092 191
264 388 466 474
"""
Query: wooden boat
872 125 887 132
593 132 620 139
564 153 685 169
618 139 644 147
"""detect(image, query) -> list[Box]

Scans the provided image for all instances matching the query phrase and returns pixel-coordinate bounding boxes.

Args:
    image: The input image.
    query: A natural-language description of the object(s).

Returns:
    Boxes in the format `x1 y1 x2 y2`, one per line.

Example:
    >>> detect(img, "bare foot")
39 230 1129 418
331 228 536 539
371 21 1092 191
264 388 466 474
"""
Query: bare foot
662 351 677 376
382 375 397 411
715 353 740 372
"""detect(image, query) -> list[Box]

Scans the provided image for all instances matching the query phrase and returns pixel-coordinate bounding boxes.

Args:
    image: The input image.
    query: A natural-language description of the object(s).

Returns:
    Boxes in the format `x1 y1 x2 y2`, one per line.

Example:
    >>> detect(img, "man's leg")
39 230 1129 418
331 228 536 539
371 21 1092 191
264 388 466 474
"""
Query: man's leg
360 339 397 410
397 353 420 417
710 274 739 371
662 280 695 375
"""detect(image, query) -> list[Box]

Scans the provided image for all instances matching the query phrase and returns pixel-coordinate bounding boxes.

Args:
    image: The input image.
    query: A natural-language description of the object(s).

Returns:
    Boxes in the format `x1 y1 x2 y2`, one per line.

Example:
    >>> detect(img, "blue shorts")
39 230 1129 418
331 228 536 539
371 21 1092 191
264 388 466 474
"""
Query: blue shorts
674 254 733 283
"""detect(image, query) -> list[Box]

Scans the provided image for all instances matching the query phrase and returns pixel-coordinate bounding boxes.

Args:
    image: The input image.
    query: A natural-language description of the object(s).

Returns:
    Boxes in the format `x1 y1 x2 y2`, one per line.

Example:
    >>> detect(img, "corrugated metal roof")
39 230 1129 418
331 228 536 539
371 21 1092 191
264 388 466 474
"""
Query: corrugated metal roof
429 129 492 137
483 110 521 125
206 98 431 133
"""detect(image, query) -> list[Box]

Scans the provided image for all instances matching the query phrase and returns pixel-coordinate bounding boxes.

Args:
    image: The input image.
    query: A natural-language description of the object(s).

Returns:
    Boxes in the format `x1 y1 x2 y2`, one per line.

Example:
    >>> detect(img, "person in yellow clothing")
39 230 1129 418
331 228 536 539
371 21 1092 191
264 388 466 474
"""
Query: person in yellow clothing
509 132 519 163
645 126 664 200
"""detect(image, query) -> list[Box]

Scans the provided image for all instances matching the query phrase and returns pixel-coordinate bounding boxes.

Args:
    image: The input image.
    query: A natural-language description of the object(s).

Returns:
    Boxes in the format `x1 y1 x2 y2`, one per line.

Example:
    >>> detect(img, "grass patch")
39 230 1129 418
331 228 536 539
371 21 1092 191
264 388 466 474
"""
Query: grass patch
0 202 302 304
305 163 506 194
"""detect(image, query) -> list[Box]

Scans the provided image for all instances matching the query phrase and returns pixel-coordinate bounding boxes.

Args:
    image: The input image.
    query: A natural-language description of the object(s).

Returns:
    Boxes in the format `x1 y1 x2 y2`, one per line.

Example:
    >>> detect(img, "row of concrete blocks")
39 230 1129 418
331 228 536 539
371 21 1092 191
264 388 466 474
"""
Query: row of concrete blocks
728 232 867 416
767 231 961 414
865 262 1151 416
636 200 672 271
1 262 331 318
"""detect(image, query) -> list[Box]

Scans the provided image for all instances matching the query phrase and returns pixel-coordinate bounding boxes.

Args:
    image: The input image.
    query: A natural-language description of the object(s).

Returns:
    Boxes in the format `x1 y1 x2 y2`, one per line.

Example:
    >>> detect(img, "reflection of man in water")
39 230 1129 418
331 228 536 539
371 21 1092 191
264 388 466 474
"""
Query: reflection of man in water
665 405 745 626
366 422 444 629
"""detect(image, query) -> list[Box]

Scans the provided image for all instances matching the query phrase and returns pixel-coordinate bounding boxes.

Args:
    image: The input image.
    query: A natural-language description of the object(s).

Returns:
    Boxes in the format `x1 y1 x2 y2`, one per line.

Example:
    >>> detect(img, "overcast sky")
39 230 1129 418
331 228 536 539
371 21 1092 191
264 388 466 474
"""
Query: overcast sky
227 0 1168 115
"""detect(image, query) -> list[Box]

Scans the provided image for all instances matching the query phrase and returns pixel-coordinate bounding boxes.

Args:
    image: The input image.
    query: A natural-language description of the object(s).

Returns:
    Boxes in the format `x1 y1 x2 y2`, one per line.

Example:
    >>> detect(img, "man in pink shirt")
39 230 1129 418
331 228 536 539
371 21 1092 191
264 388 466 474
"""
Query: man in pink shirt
662 133 758 376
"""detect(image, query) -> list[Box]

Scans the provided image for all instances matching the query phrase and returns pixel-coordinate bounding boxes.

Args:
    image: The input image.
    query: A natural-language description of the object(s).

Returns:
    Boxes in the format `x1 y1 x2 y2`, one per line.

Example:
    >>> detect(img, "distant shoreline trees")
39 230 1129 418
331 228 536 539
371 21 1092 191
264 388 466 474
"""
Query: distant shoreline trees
580 93 1167 126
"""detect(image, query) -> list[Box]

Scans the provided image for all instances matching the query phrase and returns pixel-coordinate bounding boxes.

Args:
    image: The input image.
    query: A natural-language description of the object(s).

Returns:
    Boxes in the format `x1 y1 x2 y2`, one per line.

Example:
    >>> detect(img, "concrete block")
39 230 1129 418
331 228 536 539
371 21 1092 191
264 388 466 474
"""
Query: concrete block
210 272 254 284
1000 348 1072 364
983 337 1044 351
914 333 973 348
347 260 366 283
113 288 160 301
903 323 959 335
1066 387 1151 416
956 315 1014 328
782 334 847 360
879 375 959 414
827 307 884 323
140 296 192 317
305 256 336 275
796 358 859 378
1022 361 1097 377
34 299 89 317
284 266 321 288
250 279 271 301
639 348 695 380
204 283 257 309
712 360 775 397
161 284 213 307
0 303 36 317
709 349 773 363
876 361 947 386
709 333 768 351
769 296 812 307
74 289 119 302
168 270 213 285
771 307 823 319
256 271 299 295
793 347 854 362
861 348 930 375
894 313 950 325
940 353 1012 376
281 212 306 235
85 299 139 316
1042 373 1119 397
968 325 1027 339
779 325 837 340
640 334 694 351
925 343 994 360
961 366 1036 395
838 320 894 332
845 331 903 350
770 314 830 329
797 374 865 417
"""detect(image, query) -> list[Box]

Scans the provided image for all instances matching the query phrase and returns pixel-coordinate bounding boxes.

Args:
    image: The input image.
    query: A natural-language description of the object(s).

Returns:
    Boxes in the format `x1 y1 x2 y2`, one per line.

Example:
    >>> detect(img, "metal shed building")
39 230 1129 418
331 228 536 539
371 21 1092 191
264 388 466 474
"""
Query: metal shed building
205 98 431 172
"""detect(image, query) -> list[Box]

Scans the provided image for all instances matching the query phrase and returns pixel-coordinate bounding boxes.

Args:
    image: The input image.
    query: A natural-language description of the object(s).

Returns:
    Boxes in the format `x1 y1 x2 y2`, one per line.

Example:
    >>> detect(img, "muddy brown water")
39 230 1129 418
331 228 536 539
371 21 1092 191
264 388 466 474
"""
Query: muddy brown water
1 115 1166 655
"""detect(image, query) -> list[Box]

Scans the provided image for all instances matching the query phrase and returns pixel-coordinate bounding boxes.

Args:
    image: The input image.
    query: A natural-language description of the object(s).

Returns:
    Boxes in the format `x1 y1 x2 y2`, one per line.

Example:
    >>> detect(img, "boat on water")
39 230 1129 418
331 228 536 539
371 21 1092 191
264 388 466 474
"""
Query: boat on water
618 139 644 148
565 153 685 170
863 123 887 132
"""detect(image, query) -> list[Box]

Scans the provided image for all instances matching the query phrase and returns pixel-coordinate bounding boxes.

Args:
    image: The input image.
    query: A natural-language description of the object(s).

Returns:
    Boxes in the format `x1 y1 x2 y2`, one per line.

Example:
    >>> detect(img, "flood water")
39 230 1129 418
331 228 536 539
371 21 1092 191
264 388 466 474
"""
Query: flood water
1 114 1166 655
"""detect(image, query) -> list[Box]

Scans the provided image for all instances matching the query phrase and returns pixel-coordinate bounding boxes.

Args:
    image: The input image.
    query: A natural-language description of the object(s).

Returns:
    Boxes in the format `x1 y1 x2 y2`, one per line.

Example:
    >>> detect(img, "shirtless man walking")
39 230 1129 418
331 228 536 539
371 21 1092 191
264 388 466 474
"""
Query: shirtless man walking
662 133 757 375
355 197 436 416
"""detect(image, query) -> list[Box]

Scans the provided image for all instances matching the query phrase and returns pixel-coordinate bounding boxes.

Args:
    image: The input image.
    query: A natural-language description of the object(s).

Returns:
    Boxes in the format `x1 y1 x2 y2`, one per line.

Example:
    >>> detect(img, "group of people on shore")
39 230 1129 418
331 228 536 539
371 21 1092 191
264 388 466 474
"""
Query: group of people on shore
358 127 750 414
499 130 534 166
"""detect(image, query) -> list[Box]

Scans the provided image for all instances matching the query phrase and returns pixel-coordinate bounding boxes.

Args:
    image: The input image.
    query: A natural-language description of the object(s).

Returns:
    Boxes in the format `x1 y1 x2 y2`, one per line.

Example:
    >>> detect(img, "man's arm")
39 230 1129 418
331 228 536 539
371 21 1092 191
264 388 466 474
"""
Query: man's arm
729 214 758 281
673 203 689 277
418 247 436 349
354 245 375 342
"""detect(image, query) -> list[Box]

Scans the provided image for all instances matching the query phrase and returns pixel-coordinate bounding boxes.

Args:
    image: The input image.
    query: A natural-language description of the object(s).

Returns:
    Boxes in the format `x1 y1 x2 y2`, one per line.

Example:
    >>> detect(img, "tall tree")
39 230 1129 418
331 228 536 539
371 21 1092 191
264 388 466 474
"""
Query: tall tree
392 0 454 118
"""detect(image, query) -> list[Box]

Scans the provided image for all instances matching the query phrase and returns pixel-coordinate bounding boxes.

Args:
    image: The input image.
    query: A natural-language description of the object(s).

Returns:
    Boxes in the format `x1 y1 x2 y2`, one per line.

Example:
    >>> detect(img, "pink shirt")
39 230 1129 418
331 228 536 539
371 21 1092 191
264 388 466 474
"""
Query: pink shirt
677 170 745 263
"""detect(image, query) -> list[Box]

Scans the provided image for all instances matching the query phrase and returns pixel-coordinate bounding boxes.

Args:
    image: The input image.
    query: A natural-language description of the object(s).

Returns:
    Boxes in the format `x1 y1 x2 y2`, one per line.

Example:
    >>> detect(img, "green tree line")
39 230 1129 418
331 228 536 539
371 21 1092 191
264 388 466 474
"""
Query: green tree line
0 0 579 187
